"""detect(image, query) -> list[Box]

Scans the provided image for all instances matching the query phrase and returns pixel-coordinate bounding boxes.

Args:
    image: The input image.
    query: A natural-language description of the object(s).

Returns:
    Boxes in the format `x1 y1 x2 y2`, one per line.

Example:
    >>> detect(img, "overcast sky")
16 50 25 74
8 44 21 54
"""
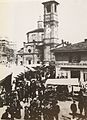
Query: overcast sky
0 0 87 50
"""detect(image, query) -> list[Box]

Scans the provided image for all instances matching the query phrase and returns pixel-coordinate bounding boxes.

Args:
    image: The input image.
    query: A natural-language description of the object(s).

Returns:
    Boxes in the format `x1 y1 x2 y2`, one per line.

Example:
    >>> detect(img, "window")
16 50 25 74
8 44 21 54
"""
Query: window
20 61 23 65
28 49 31 53
84 73 87 81
55 4 57 12
46 4 51 13
37 54 39 57
28 60 31 64
37 61 40 64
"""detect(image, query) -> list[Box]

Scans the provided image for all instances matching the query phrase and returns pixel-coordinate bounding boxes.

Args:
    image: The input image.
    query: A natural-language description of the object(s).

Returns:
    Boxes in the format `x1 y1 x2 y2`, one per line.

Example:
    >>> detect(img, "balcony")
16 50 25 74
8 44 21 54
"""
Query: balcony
56 62 87 69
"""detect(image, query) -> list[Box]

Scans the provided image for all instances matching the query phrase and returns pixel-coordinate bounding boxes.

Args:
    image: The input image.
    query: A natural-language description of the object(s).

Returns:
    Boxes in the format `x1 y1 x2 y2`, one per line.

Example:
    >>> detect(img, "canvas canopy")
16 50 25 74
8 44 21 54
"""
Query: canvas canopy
45 78 79 86
0 65 12 92
0 65 12 82
24 65 36 72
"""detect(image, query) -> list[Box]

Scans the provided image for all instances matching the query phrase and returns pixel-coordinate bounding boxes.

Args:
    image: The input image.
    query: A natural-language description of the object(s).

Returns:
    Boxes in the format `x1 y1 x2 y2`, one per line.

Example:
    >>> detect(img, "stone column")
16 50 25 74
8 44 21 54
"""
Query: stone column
55 65 61 78
68 70 71 79
80 71 84 83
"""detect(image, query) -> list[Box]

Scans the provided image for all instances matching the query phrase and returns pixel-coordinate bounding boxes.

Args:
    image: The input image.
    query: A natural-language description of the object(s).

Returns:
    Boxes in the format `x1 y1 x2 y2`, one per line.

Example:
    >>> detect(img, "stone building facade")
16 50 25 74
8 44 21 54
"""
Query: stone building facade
42 0 59 64
17 20 44 65
0 38 15 65
17 0 59 66
52 39 87 85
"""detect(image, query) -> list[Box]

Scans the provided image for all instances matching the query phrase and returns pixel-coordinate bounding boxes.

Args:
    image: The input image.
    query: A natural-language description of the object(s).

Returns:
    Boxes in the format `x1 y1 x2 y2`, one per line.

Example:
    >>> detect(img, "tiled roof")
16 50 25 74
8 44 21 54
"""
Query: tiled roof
27 28 44 34
53 40 87 53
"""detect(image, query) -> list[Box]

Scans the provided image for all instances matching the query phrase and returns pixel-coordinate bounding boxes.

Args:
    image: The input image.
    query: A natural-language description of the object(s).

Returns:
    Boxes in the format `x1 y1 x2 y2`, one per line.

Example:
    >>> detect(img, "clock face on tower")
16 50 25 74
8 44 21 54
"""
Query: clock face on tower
46 25 51 38
47 27 51 33
46 24 51 32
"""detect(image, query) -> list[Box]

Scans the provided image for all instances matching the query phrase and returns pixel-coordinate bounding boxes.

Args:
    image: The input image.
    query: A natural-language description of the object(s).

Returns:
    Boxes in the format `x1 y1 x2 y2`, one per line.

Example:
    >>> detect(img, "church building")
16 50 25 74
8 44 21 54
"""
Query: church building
17 0 59 66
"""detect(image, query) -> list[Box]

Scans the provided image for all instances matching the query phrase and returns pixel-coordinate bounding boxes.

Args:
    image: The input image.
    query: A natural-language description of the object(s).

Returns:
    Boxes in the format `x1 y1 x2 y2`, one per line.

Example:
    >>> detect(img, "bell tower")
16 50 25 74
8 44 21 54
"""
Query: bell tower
42 0 59 64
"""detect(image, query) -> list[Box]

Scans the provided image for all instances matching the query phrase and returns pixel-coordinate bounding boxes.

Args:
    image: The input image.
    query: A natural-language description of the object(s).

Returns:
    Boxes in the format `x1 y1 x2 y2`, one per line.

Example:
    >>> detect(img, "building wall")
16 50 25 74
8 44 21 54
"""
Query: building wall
17 1 59 65
0 39 15 64
27 32 43 43
81 52 87 63
23 34 42 65
23 54 40 65
44 46 50 62
55 51 87 85
17 32 42 65
43 1 59 63
24 44 33 53
21 30 44 65
17 55 23 65
55 53 69 63
55 52 87 64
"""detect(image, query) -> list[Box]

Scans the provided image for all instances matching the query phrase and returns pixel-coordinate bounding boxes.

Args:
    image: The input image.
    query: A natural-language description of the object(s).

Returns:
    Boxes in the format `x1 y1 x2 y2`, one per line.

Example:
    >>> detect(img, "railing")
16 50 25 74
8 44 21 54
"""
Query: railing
56 62 87 66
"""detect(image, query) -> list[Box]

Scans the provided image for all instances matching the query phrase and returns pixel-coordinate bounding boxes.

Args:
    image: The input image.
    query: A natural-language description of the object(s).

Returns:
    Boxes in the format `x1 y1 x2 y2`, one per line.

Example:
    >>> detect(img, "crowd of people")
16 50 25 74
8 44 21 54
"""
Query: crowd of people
0 65 87 120
0 65 61 120
1 97 60 120
70 89 87 119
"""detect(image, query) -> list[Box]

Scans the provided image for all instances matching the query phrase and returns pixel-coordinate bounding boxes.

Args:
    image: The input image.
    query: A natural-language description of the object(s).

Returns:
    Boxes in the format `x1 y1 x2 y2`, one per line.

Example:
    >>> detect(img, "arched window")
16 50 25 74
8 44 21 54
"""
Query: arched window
28 49 31 53
46 4 51 13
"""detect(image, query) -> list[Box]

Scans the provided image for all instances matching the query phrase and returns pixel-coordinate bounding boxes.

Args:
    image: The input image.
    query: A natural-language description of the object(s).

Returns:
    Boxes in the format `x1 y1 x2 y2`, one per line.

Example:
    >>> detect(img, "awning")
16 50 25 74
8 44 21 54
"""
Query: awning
57 63 87 69
24 65 36 72
0 74 12 92
25 64 41 68
45 78 79 86
0 65 12 82
11 65 28 78
0 65 12 92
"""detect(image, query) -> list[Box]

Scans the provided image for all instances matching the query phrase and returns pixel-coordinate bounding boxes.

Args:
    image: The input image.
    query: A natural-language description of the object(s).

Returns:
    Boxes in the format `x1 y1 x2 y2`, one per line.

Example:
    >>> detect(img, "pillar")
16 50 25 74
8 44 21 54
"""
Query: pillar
80 71 84 83
68 70 71 79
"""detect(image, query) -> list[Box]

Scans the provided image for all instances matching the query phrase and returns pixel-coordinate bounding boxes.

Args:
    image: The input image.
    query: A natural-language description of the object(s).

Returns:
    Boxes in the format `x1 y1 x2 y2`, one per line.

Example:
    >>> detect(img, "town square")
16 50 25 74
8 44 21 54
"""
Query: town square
0 0 87 120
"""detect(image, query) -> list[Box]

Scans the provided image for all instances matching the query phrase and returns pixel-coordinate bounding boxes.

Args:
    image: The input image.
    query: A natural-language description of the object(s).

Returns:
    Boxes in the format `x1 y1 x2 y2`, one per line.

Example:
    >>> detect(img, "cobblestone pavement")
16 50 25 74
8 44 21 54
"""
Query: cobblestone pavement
0 100 86 120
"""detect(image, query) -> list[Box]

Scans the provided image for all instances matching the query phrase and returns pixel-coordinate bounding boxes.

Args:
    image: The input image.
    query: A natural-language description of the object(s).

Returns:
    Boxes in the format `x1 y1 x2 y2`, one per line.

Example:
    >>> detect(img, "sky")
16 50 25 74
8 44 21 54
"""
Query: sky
0 0 87 50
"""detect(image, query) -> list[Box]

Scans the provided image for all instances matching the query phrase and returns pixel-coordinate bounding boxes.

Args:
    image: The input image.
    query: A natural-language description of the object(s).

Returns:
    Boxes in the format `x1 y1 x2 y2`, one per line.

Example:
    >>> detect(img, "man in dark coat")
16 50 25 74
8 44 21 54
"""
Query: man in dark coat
52 101 60 120
24 106 29 120
70 100 77 119
84 96 87 117
43 103 52 120
78 89 84 116
1 108 11 119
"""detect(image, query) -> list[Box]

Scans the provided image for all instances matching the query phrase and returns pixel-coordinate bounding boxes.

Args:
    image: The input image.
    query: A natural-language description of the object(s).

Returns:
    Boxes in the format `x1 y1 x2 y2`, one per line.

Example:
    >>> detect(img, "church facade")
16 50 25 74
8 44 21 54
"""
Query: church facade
17 0 59 66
